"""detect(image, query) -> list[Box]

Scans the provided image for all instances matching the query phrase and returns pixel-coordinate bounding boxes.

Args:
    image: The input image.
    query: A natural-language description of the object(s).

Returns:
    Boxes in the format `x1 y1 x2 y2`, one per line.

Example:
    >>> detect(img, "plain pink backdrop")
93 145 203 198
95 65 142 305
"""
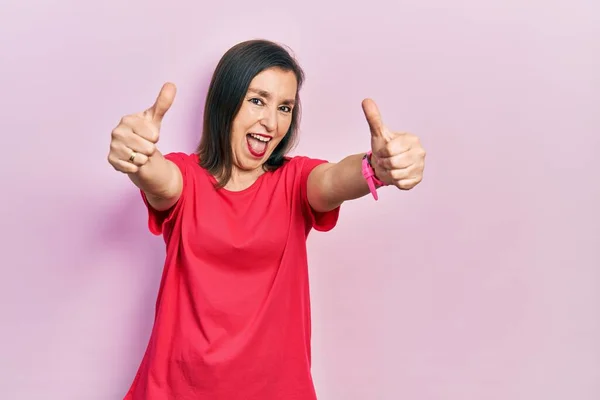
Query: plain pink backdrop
1 0 598 399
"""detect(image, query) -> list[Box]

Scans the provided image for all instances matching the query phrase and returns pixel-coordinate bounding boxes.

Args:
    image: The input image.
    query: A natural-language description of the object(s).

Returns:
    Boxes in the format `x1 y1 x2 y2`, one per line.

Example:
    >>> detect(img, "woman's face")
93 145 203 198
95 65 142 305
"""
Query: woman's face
230 67 298 173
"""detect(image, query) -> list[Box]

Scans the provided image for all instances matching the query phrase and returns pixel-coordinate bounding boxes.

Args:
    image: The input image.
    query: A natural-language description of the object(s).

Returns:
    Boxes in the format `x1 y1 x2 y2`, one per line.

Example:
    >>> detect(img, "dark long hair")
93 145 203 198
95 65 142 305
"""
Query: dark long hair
196 39 305 187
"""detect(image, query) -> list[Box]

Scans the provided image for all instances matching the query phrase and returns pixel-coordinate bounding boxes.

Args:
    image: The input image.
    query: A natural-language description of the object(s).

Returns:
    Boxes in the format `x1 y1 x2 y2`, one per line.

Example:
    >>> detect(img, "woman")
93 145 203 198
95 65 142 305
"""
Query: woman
108 39 425 400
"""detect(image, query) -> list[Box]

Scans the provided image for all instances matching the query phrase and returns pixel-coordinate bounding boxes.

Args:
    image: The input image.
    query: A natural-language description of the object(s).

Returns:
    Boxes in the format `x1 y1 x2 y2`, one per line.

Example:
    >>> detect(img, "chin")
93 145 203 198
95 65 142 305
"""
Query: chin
233 150 268 172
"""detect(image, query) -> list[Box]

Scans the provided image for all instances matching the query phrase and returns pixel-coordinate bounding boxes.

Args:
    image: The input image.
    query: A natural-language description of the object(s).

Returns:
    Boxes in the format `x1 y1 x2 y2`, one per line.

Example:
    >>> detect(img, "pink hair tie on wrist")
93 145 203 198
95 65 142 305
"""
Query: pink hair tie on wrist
362 150 385 201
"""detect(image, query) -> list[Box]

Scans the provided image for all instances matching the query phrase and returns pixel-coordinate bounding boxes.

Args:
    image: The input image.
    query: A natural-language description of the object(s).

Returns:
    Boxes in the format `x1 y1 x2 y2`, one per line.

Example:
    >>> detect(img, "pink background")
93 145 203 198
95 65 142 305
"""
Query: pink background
1 0 599 399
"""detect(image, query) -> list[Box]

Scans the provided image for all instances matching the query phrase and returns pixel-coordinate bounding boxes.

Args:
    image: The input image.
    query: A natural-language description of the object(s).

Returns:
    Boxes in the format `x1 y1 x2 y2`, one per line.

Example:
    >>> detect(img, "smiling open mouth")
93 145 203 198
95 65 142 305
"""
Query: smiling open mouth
246 133 272 158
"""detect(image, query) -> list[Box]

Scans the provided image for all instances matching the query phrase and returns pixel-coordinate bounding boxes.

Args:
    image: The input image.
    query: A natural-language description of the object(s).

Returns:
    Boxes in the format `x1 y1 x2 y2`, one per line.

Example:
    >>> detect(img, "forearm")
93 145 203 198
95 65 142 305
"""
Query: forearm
308 153 374 212
128 150 181 201
326 152 372 201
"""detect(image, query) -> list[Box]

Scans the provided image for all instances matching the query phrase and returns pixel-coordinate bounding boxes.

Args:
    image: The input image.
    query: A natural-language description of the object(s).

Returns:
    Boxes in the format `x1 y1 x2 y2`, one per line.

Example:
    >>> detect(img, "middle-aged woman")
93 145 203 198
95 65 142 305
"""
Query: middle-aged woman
108 39 426 400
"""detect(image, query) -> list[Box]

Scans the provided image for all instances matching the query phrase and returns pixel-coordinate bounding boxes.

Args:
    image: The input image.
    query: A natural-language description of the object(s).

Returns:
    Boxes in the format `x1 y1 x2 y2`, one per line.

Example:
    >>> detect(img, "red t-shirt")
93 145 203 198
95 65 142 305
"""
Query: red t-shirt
123 152 340 400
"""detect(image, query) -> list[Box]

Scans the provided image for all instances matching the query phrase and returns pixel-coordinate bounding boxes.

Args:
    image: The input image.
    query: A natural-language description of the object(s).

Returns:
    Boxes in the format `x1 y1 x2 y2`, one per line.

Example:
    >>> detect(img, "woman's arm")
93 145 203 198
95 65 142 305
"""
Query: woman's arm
306 99 426 213
306 154 370 212
128 151 183 211
108 82 182 211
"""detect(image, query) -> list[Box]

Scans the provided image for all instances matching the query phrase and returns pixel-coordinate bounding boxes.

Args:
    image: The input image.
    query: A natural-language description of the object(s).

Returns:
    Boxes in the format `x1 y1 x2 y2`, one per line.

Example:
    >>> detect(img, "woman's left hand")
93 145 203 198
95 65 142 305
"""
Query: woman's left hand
362 98 426 190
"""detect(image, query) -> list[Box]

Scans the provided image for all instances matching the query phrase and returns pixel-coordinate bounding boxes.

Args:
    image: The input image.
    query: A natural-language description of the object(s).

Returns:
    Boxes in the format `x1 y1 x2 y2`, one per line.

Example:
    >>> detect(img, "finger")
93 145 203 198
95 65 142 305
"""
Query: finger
108 154 139 174
115 159 140 174
389 163 423 186
110 141 150 166
362 98 390 140
122 147 150 167
112 123 157 155
129 127 158 154
121 115 160 144
395 176 422 190
389 167 412 182
376 152 413 170
144 82 177 124
375 134 412 158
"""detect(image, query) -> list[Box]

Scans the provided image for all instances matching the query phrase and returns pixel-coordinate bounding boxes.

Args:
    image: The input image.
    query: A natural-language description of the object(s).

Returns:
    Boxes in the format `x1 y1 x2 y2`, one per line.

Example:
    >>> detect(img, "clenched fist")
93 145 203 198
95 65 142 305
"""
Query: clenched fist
108 82 177 174
362 98 425 190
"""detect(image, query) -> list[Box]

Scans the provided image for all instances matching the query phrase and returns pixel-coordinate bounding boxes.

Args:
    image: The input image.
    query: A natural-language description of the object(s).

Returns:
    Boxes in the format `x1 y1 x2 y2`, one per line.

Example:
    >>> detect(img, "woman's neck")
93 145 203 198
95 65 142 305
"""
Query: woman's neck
223 166 265 191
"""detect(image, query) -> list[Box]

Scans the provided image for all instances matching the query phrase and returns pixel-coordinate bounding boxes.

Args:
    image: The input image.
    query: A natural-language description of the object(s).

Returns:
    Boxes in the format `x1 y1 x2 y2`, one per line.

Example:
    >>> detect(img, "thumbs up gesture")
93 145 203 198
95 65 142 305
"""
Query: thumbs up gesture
362 98 426 190
108 82 177 173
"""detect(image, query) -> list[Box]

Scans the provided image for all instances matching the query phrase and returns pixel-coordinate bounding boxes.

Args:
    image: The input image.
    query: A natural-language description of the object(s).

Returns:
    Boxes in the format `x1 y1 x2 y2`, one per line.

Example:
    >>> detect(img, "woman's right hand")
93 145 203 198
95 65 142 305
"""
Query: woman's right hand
107 82 177 174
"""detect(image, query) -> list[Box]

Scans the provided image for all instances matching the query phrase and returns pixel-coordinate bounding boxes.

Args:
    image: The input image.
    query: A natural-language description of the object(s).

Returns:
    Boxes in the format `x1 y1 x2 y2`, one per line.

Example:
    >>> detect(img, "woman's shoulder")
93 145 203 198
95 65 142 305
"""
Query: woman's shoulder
163 151 199 164
282 154 326 167
161 151 209 182
282 154 330 172
278 155 313 173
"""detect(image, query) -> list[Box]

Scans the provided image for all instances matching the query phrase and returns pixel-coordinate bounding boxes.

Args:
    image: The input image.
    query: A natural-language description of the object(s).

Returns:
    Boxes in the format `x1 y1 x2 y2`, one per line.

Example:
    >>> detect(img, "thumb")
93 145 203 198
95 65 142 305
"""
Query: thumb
145 82 177 124
362 98 392 142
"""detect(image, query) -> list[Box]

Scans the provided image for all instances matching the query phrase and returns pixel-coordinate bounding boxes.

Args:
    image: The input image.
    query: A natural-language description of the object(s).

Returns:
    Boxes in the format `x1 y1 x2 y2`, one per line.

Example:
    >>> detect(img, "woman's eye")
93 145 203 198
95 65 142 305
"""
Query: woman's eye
279 106 291 113
249 98 263 105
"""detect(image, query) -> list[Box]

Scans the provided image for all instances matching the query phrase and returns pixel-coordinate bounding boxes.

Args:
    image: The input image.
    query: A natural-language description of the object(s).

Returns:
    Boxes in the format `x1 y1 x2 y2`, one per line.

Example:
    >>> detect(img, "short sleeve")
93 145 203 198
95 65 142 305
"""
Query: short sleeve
298 156 341 232
140 152 192 236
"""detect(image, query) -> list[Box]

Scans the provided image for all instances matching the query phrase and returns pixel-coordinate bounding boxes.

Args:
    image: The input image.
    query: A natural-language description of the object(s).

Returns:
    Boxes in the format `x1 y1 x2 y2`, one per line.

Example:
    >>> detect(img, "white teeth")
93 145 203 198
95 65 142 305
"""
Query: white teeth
249 134 271 142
